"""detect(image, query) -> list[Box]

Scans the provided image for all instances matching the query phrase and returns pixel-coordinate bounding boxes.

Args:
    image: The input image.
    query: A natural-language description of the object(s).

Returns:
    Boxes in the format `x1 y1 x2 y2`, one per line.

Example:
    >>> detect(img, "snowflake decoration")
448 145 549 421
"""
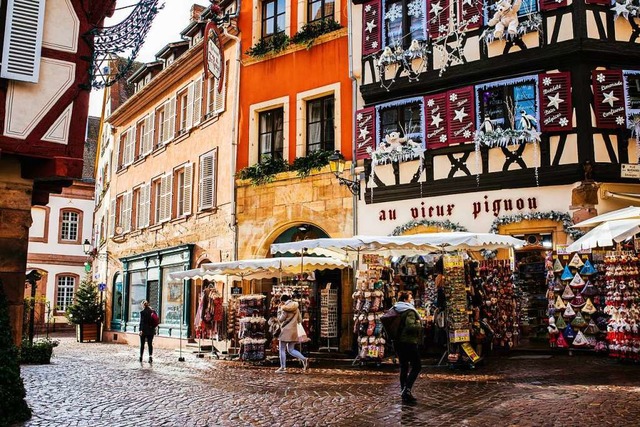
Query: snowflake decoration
470 15 480 24
543 77 552 86
427 99 435 107
616 116 625 125
440 134 448 143
385 3 403 22
439 24 448 33
365 4 371 12
463 130 472 139
559 117 569 127
372 41 378 49
449 93 458 102
407 0 423 18
357 113 363 121
597 73 606 83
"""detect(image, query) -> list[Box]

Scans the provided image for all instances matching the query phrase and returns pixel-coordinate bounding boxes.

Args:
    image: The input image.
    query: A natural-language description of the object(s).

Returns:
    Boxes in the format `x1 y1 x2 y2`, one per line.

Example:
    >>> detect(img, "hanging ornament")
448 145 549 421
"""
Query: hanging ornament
407 0 423 18
555 314 567 329
570 273 586 289
571 294 586 308
561 265 573 281
572 330 589 346
556 331 569 348
580 260 597 275
553 259 564 273
564 304 576 318
563 323 576 340
568 253 585 268
562 286 575 300
555 295 567 310
584 319 600 335
571 311 587 329
582 298 597 315
581 281 598 297
385 3 403 22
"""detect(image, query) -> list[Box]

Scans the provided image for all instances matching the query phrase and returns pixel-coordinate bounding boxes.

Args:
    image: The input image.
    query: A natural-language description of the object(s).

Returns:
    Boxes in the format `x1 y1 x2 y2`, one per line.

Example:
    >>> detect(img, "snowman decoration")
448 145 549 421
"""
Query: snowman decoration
487 0 522 39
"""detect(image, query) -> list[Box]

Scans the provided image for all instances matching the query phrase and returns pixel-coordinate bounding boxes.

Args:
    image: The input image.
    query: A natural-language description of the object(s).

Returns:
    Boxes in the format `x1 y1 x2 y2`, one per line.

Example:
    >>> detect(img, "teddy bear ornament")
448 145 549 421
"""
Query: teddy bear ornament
488 0 522 39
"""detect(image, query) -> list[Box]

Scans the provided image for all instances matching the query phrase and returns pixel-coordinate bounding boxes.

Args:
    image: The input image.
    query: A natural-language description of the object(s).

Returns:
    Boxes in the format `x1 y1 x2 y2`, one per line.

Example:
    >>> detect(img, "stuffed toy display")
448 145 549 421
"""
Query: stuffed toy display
487 0 522 39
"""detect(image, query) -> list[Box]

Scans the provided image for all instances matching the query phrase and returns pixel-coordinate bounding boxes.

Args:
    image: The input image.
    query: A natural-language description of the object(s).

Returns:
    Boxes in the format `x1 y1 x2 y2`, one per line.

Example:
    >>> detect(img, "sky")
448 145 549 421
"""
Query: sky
88 0 210 116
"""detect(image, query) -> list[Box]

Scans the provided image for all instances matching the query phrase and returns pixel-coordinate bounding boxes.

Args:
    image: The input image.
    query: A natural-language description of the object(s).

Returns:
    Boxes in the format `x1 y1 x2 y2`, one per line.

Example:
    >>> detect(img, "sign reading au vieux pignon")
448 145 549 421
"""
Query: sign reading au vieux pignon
358 185 573 235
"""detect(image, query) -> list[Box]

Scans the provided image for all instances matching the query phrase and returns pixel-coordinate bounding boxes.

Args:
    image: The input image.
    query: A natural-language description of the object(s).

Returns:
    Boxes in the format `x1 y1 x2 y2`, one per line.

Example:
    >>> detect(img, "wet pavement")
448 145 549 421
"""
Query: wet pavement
17 336 640 426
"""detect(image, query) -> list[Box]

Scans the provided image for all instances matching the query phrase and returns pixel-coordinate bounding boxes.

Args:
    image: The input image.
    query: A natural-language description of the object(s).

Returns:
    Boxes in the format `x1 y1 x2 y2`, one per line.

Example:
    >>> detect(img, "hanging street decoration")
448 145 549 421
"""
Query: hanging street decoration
489 211 585 241
610 0 640 21
86 0 164 89
539 72 573 131
391 219 467 236
592 70 626 128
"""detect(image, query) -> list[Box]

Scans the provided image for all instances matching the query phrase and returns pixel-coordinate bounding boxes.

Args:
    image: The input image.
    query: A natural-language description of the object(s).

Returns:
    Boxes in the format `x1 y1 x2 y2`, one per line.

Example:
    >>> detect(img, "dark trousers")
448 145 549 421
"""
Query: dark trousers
395 342 422 391
140 334 154 358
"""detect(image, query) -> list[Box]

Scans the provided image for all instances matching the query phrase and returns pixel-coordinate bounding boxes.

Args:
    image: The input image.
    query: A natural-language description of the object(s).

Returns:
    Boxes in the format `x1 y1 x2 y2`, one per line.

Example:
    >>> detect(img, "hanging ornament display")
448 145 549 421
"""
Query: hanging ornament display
562 286 575 300
391 219 467 236
580 260 597 275
539 72 573 132
570 273 586 289
611 0 640 21
582 298 597 315
553 259 564 273
480 5 543 45
555 295 566 310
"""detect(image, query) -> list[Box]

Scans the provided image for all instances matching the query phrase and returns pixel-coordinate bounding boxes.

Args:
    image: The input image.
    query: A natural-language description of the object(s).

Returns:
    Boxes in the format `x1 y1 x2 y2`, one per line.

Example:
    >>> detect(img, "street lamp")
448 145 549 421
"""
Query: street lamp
328 150 360 199
83 239 93 255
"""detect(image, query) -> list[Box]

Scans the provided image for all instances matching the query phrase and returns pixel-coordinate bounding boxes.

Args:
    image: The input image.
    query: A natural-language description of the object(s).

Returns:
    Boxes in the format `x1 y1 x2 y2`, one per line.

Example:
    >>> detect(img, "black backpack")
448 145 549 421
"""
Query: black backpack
380 308 409 341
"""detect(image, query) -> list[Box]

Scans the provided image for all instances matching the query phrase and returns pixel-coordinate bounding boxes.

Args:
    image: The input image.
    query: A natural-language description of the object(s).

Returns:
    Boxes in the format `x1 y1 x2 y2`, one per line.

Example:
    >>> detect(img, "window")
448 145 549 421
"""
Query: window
384 0 425 48
59 209 81 243
198 150 218 210
151 178 162 225
306 96 335 153
478 80 538 131
1 0 46 83
259 108 284 160
199 150 217 211
308 0 335 23
135 120 145 160
379 102 423 148
29 206 49 243
207 75 226 118
178 90 189 134
55 275 76 313
173 163 193 218
155 106 166 148
131 187 140 231
117 133 126 169
262 0 286 38
136 183 151 230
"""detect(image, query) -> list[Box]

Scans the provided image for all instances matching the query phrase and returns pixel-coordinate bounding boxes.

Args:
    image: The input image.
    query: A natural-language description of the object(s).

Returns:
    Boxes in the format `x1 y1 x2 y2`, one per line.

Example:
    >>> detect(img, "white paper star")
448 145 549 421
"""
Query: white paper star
616 116 625 125
430 1 442 17
366 19 377 33
371 41 378 49
463 0 473 5
439 134 448 143
454 107 468 122
431 113 443 128
543 77 552 86
470 15 479 23
439 24 447 33
359 127 370 140
365 4 371 12
559 117 569 127
611 1 630 20
427 99 435 107
602 91 619 107
449 93 458 102
547 93 564 110
597 73 606 83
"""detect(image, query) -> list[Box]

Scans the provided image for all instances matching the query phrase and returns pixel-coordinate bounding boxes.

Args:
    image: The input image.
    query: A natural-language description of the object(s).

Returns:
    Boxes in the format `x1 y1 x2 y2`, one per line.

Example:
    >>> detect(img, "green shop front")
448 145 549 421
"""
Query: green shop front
110 245 193 338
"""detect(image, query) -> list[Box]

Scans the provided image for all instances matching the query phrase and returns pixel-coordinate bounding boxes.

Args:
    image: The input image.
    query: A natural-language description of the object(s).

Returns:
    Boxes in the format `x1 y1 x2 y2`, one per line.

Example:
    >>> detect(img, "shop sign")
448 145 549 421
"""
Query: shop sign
621 163 640 179
231 286 242 295
443 255 464 269
203 22 225 92
461 343 481 362
450 329 470 343
362 254 384 266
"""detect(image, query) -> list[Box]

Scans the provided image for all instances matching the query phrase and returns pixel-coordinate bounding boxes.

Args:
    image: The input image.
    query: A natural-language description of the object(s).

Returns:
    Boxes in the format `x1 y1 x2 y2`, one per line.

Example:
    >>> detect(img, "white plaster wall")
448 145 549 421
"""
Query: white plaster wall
26 263 86 323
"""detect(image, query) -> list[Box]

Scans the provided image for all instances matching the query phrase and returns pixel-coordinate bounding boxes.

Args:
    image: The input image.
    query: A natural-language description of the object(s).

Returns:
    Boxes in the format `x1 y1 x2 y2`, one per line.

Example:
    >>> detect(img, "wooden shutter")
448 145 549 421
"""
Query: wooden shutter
159 174 173 222
1 0 45 83
424 93 449 149
540 0 567 10
355 107 376 160
428 0 450 39
183 163 193 216
109 199 116 237
362 0 381 56
585 0 610 4
193 76 203 125
123 191 132 233
459 0 483 30
199 152 215 210
129 127 136 164
539 72 572 132
143 113 154 155
186 83 195 130
447 86 476 144
592 70 625 129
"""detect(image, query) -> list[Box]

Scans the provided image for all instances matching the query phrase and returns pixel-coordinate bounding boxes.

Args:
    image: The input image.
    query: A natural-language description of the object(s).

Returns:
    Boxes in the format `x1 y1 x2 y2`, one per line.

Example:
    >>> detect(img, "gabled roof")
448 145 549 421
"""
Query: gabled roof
155 40 190 60
127 60 163 85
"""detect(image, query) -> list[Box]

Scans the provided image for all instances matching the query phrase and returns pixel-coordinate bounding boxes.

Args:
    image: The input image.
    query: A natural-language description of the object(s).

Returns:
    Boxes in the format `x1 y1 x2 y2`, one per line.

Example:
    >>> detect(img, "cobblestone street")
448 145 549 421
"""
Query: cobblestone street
17 336 640 426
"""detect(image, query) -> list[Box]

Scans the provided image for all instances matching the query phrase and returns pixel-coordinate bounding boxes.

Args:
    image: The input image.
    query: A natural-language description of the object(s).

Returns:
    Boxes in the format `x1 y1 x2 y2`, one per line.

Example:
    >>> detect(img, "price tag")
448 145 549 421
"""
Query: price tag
461 343 481 362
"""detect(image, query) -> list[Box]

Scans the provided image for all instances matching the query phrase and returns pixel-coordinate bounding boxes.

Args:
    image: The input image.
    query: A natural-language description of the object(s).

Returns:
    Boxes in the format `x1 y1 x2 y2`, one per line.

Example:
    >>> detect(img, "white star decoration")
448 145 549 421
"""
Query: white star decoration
356 113 363 121
454 107 468 122
449 93 458 102
427 99 435 107
602 91 619 107
612 1 630 20
463 130 472 139
366 19 377 33
359 126 370 140
559 117 569 127
616 116 625 125
439 134 447 143
430 1 442 16
543 77 552 86
365 4 371 12
431 113 443 128
547 93 564 110
597 73 606 83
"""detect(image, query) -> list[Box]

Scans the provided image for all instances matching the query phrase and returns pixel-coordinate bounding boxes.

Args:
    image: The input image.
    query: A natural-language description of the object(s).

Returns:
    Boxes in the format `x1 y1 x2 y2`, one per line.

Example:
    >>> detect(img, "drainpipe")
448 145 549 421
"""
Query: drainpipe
222 19 241 262
347 0 358 237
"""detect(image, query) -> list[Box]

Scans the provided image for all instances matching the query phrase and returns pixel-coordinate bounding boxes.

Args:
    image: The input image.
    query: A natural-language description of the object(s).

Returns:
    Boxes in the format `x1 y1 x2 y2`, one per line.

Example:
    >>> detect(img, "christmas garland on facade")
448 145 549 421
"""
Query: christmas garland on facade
391 219 468 236
489 211 585 241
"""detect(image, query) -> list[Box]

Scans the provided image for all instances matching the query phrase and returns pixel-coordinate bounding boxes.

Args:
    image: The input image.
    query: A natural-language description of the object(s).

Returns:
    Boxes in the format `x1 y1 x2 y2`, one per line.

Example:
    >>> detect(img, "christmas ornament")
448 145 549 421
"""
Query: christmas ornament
570 273 586 289
553 259 563 273
580 260 597 275
582 298 597 315
561 265 573 281
568 253 584 268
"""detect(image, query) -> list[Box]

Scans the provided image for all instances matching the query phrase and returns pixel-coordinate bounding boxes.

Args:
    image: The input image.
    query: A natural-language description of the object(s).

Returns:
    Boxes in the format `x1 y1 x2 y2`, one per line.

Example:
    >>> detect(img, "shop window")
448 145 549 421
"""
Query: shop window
259 108 284 161
384 0 426 49
477 77 538 131
308 0 335 23
112 273 124 322
54 274 77 313
306 95 335 153
162 266 183 325
59 209 82 244
262 0 286 39
378 101 423 149
128 270 147 323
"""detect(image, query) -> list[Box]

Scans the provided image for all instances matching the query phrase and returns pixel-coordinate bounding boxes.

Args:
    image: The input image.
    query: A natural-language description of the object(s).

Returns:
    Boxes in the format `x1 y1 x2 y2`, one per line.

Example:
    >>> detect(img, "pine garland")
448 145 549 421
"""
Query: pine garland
489 211 585 241
391 219 467 236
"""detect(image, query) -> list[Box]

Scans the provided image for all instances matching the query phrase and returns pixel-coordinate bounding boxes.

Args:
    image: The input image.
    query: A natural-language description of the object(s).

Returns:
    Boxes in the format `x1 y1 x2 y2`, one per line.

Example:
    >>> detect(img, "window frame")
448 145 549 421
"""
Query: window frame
29 205 50 243
58 208 83 244
378 100 424 149
383 0 426 49
54 273 79 315
258 107 285 161
261 0 286 39
306 95 335 153
477 79 539 131
307 0 335 23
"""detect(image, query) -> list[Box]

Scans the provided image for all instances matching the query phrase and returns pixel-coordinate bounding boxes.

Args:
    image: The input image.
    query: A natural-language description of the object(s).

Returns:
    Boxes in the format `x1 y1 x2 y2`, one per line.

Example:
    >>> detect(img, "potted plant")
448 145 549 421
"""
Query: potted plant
66 274 104 342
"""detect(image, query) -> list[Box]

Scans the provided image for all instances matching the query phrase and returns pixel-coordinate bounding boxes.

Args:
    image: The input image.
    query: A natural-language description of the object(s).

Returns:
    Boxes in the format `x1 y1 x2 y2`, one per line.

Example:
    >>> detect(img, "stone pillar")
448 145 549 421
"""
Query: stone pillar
0 156 34 346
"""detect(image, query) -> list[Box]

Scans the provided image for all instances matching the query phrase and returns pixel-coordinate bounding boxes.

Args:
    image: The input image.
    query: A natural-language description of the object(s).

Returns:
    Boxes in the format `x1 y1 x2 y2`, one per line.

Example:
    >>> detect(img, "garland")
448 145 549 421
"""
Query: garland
368 144 425 166
391 219 468 236
473 128 541 148
480 13 543 44
489 211 585 241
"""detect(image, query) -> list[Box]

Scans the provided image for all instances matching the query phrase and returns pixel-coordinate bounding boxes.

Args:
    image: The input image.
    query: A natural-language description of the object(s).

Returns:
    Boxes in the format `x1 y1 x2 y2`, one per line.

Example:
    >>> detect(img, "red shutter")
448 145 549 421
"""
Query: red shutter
425 93 449 149
355 107 376 160
428 0 450 38
447 86 476 144
592 70 626 129
539 72 573 132
362 0 381 56
540 0 567 10
459 0 483 30
585 0 610 4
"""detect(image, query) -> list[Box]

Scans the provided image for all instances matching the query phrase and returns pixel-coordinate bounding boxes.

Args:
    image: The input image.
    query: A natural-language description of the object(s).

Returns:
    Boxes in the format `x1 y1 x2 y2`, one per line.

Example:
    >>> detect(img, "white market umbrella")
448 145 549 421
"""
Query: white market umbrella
200 256 348 279
573 206 640 228
566 218 640 252
396 232 526 251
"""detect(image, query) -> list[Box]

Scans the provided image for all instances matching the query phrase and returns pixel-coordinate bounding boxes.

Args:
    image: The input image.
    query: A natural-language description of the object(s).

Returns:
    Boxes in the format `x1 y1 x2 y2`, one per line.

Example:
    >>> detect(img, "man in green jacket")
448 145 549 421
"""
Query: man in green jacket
393 291 423 404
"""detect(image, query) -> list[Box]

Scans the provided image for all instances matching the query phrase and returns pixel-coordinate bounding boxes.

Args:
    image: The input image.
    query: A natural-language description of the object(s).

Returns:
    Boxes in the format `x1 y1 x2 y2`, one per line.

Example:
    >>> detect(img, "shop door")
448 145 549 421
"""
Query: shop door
515 252 547 348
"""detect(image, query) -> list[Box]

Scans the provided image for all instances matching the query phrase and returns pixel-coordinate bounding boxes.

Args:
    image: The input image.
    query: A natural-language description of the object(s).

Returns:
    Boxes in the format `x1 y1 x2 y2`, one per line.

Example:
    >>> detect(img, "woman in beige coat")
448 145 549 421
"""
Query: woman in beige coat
275 294 309 373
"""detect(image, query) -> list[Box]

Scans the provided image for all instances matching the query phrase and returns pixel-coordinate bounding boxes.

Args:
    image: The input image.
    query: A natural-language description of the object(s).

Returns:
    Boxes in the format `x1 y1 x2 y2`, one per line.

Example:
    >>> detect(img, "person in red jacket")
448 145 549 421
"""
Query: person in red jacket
139 300 156 363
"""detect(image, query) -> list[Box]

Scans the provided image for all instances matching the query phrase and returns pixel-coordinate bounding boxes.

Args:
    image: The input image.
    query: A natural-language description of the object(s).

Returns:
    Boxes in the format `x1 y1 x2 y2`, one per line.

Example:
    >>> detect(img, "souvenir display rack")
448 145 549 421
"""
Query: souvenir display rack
319 284 339 351
442 254 472 365
268 281 314 352
237 294 267 361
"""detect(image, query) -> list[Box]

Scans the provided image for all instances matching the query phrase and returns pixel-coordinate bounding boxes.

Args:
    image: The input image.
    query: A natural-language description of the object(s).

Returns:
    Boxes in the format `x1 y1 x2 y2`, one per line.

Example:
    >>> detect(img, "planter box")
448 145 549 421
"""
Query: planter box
76 323 102 342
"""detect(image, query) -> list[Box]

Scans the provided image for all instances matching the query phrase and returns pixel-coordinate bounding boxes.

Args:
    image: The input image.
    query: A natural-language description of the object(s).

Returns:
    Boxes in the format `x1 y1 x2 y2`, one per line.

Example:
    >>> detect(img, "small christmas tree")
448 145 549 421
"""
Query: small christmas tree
66 274 104 324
